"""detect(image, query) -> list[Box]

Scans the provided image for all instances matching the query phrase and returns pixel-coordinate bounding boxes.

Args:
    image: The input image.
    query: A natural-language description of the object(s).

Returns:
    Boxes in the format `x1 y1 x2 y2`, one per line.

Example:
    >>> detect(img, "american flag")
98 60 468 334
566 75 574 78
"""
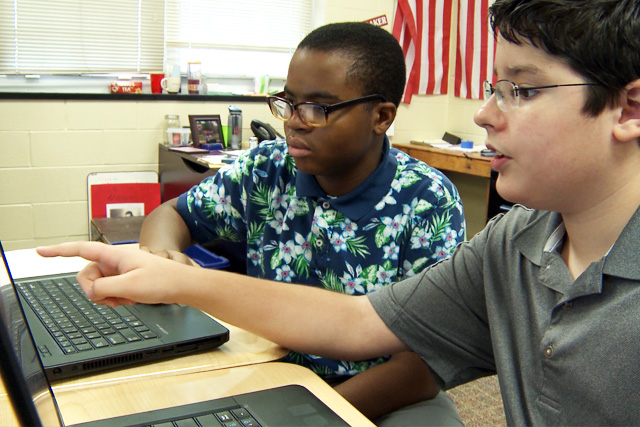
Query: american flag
392 0 496 103
392 0 453 103
454 0 496 99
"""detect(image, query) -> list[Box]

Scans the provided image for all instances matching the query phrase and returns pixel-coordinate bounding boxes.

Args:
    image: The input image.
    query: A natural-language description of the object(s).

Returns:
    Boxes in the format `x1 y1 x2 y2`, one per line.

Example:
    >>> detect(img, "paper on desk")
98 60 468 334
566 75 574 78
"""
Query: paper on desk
411 139 449 147
5 248 89 278
168 146 209 154
197 155 227 167
410 139 486 152
224 149 246 157
446 144 486 152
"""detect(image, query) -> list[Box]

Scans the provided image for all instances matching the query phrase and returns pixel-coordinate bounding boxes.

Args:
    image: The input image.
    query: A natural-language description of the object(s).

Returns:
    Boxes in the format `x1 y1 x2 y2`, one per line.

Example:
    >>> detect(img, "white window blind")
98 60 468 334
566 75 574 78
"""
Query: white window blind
165 0 312 78
0 0 312 77
165 0 311 52
0 0 165 74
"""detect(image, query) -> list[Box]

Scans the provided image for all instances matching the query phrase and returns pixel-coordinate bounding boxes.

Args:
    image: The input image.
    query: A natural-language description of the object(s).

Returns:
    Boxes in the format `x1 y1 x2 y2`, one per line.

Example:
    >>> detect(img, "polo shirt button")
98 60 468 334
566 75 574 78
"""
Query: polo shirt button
315 239 324 248
322 201 331 209
544 345 554 358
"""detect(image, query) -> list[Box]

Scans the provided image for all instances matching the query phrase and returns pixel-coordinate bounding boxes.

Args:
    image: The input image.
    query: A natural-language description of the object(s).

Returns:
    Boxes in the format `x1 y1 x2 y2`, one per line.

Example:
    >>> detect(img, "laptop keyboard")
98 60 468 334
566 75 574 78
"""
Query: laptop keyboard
152 406 260 427
16 276 158 354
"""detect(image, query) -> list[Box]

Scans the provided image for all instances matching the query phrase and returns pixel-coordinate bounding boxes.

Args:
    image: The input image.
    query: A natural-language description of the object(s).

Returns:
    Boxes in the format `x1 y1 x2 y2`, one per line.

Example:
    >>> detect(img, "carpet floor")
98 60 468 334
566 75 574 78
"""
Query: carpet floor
446 375 507 427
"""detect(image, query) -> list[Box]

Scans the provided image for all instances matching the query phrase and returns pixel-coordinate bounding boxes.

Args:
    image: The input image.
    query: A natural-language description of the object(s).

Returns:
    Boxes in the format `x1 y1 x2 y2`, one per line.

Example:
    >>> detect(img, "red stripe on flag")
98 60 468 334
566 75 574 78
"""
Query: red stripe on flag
426 2 436 94
454 1 463 98
405 0 423 101
439 0 453 94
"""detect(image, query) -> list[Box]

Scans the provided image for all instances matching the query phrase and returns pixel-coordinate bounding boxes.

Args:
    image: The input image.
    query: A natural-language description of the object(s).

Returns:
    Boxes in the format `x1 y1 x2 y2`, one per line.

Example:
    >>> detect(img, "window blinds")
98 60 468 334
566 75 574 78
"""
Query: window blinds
0 0 311 75
164 0 312 53
0 0 164 74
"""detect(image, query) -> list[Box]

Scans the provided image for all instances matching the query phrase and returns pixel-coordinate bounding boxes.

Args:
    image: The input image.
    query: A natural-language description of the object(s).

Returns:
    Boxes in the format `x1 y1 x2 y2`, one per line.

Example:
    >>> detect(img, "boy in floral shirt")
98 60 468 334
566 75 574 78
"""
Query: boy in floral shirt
139 22 465 425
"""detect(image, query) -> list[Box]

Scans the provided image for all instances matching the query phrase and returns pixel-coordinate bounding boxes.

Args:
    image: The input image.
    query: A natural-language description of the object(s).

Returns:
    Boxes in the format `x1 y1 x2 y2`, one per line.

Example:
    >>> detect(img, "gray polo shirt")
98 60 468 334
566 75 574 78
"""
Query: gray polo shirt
369 204 640 426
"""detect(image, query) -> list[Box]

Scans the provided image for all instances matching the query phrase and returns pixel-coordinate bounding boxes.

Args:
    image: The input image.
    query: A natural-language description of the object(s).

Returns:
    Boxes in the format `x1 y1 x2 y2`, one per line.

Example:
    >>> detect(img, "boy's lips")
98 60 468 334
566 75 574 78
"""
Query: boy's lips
286 137 312 157
487 145 509 170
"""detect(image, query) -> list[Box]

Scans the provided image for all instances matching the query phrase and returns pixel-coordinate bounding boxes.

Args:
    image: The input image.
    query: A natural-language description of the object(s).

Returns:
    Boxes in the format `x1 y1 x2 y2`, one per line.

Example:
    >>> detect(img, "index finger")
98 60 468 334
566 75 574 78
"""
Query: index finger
37 241 118 264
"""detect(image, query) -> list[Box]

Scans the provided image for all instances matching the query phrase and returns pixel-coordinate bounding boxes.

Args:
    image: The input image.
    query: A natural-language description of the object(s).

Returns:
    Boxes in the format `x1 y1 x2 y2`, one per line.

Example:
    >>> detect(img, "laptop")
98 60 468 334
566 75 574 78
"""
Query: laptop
0 244 350 427
0 240 229 381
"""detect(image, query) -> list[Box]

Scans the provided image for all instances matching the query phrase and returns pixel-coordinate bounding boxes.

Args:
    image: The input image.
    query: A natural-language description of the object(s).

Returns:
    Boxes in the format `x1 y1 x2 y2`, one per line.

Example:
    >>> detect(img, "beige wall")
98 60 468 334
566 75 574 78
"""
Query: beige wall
0 0 487 250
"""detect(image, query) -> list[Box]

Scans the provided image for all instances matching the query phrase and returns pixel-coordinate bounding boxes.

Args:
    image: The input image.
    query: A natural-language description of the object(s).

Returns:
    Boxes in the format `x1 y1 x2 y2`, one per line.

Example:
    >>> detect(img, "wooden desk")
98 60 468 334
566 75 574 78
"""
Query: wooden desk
5 248 287 387
2 363 374 426
90 216 145 243
393 142 492 178
159 143 219 202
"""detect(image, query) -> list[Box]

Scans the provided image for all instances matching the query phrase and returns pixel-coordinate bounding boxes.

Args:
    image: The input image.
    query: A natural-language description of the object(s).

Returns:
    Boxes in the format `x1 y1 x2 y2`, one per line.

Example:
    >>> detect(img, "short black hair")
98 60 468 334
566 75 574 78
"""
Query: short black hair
489 0 640 116
296 22 406 107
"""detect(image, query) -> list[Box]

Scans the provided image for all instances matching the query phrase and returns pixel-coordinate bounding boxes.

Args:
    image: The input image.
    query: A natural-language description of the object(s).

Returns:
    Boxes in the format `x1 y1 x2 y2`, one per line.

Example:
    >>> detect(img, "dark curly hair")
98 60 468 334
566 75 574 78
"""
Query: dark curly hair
297 22 406 107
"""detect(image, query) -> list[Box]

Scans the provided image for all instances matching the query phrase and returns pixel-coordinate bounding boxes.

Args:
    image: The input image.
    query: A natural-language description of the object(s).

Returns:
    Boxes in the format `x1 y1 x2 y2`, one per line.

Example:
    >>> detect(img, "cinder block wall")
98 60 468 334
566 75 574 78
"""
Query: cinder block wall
0 96 486 250
0 99 278 250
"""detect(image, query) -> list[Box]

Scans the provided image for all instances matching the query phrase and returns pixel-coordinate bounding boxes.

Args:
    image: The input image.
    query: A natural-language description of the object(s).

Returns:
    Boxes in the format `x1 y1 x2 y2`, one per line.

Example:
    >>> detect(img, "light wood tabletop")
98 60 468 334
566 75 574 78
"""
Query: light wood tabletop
393 141 492 178
1 363 374 426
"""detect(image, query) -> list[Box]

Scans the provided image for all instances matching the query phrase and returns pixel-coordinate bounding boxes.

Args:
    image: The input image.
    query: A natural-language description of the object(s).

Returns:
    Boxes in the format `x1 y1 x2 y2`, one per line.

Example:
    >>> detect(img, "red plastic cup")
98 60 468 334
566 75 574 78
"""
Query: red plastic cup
150 73 164 94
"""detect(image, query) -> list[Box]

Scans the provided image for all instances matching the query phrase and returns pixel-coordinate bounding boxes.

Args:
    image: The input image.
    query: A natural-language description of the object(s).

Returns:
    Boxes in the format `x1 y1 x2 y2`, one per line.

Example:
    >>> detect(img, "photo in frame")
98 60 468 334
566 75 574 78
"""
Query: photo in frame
189 115 224 147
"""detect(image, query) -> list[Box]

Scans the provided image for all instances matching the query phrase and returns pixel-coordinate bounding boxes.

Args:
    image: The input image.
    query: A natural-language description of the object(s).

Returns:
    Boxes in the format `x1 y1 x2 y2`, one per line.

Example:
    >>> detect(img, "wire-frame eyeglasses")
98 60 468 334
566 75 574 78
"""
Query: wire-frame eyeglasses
483 80 601 112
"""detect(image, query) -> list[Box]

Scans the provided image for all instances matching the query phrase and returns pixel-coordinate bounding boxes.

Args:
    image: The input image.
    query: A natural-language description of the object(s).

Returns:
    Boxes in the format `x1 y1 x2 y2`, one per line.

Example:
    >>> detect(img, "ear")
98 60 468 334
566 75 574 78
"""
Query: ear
613 79 640 142
372 102 397 135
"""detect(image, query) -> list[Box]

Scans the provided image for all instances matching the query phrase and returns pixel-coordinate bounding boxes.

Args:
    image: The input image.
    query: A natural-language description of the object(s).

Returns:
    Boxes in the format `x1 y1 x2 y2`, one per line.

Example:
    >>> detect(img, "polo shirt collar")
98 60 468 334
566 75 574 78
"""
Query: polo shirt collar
513 205 640 280
603 204 640 280
513 209 563 266
294 136 397 220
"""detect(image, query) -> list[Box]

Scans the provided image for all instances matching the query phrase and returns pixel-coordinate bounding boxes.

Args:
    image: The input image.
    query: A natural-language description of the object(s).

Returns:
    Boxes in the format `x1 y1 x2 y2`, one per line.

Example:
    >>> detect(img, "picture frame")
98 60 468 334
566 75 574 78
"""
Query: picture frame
189 114 224 147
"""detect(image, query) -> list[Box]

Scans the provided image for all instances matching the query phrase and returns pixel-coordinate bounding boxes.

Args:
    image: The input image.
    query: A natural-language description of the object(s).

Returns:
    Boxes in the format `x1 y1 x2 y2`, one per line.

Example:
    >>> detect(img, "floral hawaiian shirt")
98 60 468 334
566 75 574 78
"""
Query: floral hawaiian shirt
177 137 465 379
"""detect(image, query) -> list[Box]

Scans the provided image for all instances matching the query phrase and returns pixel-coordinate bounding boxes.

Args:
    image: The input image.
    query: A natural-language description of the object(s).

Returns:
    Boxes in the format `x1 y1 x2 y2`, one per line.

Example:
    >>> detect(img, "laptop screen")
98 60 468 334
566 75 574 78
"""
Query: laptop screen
0 243 62 426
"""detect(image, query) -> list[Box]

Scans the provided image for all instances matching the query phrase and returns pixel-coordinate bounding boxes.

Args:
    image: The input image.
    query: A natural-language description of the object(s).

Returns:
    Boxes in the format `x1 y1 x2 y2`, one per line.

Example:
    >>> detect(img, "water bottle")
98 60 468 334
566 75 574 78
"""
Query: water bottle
228 105 242 149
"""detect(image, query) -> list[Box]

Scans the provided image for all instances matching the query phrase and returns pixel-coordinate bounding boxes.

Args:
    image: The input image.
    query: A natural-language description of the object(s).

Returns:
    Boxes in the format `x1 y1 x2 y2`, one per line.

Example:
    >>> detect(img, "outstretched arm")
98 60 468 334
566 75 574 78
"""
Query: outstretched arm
37 241 409 361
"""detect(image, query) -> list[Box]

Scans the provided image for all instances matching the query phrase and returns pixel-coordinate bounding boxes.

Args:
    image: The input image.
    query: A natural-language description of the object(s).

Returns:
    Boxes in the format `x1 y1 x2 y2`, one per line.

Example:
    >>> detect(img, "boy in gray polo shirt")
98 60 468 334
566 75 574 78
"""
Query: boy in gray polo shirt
39 0 640 424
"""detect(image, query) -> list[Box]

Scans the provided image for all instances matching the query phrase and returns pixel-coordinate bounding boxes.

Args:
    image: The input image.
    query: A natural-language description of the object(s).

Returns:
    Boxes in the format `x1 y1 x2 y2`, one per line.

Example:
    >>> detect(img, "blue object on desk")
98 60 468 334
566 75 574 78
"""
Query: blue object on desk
201 142 224 151
184 244 230 269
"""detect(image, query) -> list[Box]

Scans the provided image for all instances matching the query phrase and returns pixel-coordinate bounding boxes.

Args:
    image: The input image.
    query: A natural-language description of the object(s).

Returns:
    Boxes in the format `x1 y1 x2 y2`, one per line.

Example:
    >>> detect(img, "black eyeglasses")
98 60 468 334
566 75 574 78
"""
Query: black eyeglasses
266 92 387 127
483 80 600 112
